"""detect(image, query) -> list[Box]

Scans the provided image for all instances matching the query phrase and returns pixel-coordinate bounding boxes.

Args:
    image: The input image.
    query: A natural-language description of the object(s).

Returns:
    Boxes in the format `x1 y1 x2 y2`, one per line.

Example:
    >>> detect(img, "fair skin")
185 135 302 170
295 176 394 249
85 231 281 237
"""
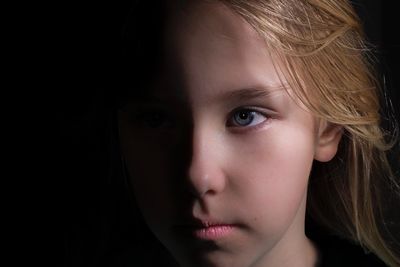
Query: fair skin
118 1 342 267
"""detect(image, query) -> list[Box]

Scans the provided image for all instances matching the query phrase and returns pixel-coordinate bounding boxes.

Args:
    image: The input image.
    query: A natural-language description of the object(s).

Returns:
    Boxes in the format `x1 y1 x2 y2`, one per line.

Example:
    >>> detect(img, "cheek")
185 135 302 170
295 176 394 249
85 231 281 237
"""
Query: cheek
119 130 179 224
119 120 180 181
226 125 315 226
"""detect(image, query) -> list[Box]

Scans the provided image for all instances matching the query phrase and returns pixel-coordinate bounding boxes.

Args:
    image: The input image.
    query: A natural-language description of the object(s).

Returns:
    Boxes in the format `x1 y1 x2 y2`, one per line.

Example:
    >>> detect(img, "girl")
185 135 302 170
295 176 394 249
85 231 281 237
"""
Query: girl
64 0 400 266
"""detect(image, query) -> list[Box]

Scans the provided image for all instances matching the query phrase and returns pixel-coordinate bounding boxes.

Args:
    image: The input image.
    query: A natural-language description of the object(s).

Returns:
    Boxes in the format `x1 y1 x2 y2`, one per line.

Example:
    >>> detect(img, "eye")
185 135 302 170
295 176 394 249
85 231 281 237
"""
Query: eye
228 108 269 128
133 109 173 129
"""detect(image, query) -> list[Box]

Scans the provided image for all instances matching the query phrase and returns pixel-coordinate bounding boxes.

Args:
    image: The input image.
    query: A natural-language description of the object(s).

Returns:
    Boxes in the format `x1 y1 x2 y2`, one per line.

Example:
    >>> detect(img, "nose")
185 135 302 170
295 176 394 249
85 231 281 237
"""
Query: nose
186 124 226 198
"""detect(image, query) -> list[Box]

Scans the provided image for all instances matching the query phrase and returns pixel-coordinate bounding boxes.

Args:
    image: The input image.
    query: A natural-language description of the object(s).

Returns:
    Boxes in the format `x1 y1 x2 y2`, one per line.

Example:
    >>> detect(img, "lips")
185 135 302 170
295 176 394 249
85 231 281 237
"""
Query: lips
173 219 238 240
192 224 235 240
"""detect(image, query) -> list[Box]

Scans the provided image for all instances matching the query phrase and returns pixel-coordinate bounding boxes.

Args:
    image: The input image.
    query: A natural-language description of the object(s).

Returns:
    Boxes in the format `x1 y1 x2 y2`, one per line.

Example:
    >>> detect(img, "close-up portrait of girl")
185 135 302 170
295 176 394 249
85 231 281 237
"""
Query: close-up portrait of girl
59 0 400 267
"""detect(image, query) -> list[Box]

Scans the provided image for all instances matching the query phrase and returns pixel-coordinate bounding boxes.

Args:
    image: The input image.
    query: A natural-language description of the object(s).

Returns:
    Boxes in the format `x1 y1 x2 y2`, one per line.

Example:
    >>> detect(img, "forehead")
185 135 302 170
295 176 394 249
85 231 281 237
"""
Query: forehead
154 1 287 102
164 1 271 69
166 1 263 46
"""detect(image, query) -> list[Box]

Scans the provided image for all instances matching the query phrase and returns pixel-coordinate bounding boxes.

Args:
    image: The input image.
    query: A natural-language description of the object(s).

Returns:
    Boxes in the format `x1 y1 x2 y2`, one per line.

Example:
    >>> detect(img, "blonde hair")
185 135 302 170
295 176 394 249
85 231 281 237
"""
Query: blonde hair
216 0 400 266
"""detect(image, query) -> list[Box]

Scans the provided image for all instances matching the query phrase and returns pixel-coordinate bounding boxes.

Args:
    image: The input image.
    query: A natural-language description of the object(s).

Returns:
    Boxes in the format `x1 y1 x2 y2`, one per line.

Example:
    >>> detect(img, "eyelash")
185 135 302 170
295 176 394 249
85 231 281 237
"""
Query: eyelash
132 107 270 131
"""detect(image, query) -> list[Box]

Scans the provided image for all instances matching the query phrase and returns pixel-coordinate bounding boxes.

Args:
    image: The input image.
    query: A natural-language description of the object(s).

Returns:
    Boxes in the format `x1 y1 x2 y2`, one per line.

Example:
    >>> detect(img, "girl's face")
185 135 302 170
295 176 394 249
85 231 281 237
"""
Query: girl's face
119 2 337 267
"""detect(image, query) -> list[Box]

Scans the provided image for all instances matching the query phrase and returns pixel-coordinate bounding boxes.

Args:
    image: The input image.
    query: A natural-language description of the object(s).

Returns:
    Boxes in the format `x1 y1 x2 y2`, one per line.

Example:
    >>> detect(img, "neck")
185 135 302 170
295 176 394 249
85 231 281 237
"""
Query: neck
252 193 319 267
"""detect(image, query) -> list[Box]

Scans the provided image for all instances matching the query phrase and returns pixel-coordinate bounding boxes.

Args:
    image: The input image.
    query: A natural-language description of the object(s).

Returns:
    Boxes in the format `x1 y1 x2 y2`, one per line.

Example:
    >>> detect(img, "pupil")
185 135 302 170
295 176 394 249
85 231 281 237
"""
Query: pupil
239 111 248 120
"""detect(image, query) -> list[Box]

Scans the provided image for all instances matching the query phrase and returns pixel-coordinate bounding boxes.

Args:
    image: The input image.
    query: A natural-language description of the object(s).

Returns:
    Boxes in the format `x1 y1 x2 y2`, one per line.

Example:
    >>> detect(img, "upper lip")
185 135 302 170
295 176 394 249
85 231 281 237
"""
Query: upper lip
176 217 235 228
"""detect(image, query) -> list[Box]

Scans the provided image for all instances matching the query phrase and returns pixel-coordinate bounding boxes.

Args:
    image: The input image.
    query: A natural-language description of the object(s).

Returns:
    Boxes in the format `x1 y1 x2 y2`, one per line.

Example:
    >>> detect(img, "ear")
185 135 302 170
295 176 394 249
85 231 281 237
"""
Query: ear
314 121 343 162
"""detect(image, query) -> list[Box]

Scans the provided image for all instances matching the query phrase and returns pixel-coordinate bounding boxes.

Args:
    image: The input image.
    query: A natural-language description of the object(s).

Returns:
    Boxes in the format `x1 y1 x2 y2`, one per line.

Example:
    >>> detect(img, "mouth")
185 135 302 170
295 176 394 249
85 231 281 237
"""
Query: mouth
192 224 236 240
173 219 239 240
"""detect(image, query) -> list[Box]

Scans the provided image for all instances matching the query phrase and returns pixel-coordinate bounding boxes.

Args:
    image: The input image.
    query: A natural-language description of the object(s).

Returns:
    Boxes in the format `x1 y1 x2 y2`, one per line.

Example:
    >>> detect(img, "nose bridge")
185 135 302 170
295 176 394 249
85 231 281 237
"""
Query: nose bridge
191 120 210 161
187 120 225 197
189 123 214 183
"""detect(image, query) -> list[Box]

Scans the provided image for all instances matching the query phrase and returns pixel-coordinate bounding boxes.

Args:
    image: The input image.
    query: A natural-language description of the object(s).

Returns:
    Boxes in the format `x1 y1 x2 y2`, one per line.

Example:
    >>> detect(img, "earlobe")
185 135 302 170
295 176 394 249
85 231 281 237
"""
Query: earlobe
314 122 343 162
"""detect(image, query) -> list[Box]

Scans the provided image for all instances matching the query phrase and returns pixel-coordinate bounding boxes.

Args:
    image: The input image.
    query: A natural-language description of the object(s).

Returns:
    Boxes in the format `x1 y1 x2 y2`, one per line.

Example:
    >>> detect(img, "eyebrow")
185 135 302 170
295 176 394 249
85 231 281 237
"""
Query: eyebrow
219 85 287 102
124 84 287 106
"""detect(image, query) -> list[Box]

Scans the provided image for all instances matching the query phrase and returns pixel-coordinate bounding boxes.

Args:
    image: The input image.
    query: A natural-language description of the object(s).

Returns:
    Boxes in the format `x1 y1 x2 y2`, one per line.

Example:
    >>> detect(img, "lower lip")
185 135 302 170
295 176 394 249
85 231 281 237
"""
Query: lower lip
192 225 235 240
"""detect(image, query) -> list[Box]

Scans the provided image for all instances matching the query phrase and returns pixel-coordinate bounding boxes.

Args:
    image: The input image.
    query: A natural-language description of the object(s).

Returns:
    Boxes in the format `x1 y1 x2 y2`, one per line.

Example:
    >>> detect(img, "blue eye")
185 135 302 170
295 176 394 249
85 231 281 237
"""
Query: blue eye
229 109 268 128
